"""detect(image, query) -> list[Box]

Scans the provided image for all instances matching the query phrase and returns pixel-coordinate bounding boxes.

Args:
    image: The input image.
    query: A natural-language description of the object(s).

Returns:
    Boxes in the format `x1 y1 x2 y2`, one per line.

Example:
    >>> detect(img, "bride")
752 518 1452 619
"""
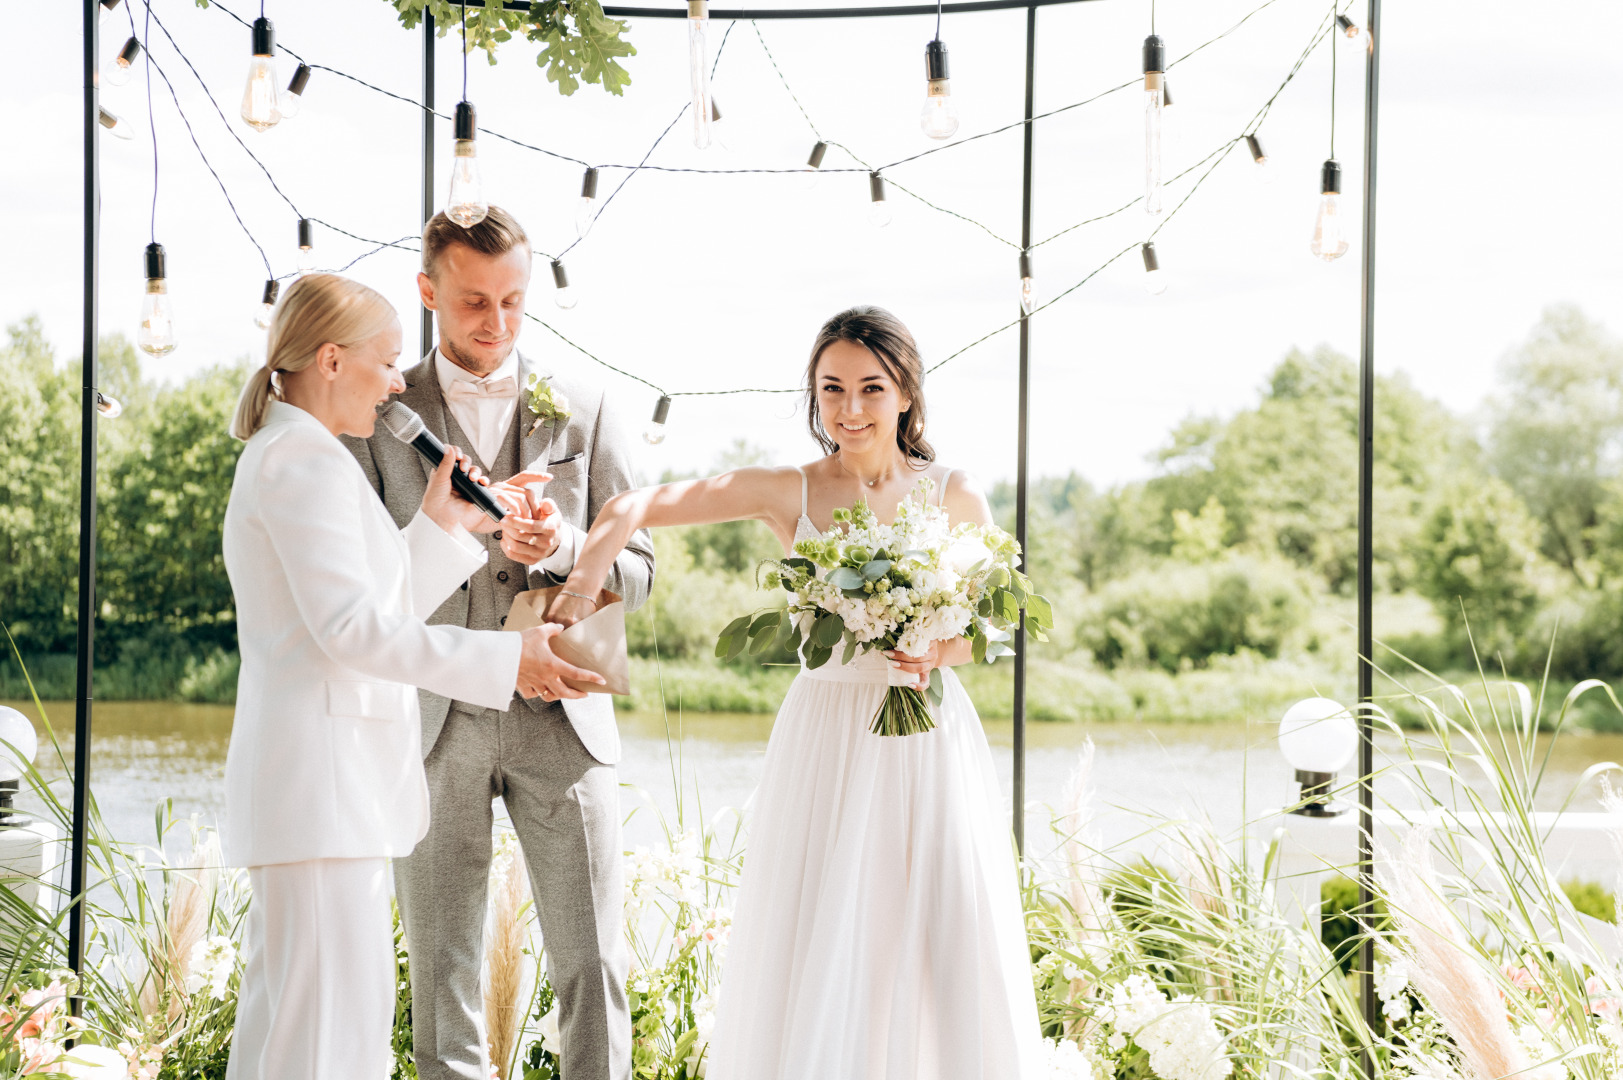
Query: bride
549 306 1042 1079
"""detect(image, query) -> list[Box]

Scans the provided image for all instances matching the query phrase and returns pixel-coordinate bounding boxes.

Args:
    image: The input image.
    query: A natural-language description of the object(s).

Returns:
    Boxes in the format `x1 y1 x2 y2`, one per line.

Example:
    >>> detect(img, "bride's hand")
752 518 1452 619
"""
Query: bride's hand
884 642 941 692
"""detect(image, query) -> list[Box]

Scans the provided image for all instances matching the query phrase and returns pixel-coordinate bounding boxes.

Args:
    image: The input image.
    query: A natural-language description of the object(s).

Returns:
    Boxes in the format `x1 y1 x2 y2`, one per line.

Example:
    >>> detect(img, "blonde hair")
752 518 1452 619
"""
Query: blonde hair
231 274 399 441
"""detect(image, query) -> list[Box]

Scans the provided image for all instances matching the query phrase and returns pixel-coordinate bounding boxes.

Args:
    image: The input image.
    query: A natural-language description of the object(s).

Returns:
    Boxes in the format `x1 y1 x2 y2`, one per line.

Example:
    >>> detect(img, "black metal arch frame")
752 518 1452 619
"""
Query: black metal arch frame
70 1 1384 1064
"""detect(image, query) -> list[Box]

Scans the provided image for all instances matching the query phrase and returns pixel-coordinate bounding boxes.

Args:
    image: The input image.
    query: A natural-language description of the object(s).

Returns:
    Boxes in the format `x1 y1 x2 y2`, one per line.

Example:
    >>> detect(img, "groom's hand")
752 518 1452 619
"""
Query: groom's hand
516 623 605 701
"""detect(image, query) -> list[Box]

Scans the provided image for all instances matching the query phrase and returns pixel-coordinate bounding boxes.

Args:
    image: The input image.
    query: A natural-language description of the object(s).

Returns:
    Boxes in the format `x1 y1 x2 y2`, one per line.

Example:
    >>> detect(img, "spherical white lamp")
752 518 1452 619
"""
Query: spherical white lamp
0 706 39 824
1278 697 1357 816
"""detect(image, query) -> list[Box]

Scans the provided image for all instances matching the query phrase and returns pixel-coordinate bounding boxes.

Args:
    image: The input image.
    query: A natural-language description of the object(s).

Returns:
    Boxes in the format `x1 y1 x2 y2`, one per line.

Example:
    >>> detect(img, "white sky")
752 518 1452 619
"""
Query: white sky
4 0 1621 487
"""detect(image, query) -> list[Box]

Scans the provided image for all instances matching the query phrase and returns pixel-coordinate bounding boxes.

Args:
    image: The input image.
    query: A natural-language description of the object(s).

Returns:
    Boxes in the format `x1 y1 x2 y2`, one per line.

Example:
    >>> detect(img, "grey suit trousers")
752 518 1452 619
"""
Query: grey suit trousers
396 701 630 1080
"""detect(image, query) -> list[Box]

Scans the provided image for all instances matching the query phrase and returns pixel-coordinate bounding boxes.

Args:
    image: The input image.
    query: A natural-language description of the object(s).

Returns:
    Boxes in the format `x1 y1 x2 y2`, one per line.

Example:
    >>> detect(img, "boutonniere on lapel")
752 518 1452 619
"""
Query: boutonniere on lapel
524 373 572 438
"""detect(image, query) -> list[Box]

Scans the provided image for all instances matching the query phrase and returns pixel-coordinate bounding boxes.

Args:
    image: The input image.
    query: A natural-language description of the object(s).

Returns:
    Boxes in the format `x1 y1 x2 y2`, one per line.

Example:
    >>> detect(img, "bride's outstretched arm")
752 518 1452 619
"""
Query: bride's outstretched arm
548 466 799 625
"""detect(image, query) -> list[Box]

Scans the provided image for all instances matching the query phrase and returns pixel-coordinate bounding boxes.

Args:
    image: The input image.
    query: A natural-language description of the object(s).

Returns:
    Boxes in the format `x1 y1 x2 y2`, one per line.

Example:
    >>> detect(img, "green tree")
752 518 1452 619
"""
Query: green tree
1410 477 1544 656
1148 347 1470 594
100 362 247 651
1486 305 1623 587
0 319 85 651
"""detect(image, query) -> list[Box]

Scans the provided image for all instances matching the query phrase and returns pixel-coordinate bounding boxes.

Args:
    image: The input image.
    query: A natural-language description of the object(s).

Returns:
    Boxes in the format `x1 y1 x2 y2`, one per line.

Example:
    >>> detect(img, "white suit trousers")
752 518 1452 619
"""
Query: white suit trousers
226 858 394 1080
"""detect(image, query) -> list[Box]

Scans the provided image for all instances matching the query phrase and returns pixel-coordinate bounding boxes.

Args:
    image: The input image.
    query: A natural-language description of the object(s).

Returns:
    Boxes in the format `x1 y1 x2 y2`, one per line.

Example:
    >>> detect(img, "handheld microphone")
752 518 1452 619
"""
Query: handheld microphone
379 402 507 523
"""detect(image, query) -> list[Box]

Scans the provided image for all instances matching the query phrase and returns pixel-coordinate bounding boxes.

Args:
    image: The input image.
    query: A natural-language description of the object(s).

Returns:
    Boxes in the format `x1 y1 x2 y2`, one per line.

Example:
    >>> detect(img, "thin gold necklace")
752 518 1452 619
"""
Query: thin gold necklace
835 453 903 489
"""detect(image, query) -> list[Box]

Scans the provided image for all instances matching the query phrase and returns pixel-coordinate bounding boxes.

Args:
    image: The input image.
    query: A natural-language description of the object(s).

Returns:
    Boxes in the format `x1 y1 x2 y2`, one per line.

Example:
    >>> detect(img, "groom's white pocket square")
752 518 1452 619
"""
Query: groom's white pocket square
503 586 630 696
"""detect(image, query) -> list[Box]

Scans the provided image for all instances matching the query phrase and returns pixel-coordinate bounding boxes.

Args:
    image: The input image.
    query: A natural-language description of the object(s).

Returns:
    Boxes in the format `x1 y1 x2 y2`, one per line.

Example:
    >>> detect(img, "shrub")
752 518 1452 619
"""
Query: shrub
1076 555 1314 672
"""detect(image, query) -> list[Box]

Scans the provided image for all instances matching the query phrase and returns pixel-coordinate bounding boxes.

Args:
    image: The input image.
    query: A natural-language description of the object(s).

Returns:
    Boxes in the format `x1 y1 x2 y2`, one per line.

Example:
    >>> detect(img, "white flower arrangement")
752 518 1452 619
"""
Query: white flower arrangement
716 479 1053 736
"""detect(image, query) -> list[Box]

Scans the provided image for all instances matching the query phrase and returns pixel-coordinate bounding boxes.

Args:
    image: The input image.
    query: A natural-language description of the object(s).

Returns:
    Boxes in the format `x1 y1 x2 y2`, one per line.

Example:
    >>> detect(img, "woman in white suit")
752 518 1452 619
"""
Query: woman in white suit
221 273 601 1079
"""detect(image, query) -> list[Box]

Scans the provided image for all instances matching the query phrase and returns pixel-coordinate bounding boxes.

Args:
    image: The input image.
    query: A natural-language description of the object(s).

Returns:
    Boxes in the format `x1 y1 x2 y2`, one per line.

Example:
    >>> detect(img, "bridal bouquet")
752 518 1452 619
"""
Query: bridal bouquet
716 480 1053 736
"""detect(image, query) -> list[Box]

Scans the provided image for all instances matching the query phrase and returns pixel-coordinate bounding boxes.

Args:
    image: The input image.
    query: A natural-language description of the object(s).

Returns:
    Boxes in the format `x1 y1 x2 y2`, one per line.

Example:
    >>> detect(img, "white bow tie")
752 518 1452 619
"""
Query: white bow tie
446 376 517 400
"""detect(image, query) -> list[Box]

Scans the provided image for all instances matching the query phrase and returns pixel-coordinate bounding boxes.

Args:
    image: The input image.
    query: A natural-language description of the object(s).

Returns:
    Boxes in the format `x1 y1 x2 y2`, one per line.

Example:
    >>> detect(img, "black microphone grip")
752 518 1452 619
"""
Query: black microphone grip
407 429 507 523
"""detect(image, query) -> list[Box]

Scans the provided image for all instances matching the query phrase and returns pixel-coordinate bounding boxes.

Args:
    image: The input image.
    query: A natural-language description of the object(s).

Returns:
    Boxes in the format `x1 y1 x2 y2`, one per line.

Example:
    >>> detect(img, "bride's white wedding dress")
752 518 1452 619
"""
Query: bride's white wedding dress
706 471 1042 1080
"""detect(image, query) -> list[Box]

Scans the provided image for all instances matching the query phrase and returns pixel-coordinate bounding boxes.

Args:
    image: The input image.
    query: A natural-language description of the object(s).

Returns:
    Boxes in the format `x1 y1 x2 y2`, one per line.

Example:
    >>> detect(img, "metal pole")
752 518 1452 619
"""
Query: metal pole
1011 1 1036 857
68 0 101 991
1355 0 1382 1073
420 11 436 358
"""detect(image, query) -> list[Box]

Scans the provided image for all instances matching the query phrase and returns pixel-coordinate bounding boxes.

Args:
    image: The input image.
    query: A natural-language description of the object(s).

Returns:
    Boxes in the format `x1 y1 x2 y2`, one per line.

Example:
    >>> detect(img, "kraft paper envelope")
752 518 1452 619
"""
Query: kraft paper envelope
503 586 630 696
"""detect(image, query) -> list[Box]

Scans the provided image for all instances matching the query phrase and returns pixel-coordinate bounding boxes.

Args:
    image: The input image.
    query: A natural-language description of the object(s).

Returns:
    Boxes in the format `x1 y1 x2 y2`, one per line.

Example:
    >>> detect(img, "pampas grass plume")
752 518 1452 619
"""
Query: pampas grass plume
484 835 533 1080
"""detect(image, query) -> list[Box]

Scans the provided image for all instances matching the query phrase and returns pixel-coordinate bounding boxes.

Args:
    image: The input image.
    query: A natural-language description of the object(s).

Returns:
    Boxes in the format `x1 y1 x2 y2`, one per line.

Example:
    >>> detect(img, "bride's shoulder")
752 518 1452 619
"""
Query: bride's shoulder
931 463 993 523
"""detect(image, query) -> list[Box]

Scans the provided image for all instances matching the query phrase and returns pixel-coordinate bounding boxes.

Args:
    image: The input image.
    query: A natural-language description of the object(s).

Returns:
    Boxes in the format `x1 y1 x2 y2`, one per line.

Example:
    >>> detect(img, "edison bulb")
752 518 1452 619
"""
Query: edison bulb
298 245 315 272
1144 267 1168 295
96 393 123 420
553 285 577 310
97 0 122 26
279 86 303 120
1144 79 1164 216
644 396 672 444
921 93 959 141
447 142 488 228
240 55 281 132
139 281 177 358
688 3 712 150
254 301 275 330
575 196 597 238
868 202 893 229
1310 191 1350 261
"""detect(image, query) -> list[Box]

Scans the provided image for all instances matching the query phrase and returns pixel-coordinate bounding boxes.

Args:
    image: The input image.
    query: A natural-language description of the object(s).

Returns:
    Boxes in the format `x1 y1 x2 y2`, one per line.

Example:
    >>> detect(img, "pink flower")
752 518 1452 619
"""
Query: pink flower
1501 964 1539 994
1586 975 1621 1018
15 983 65 1040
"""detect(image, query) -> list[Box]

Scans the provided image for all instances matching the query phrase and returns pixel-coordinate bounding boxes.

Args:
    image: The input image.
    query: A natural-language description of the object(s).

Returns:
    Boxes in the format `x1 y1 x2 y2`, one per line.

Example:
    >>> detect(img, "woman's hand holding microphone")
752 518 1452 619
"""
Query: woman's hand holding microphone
420 448 603 703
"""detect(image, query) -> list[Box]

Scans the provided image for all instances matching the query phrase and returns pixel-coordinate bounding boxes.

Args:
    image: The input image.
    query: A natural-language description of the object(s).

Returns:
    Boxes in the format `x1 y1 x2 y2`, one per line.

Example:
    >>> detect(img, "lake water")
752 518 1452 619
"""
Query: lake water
6 697 1622 875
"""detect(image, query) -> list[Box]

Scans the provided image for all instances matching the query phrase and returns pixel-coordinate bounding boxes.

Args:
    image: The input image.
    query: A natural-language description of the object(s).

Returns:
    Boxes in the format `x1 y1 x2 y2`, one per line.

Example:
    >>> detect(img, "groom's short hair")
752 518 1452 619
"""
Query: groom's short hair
421 206 530 280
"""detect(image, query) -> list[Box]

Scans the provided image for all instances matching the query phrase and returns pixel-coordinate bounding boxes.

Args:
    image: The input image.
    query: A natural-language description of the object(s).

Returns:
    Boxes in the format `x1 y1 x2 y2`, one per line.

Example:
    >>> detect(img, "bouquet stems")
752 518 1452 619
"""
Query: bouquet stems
870 686 936 737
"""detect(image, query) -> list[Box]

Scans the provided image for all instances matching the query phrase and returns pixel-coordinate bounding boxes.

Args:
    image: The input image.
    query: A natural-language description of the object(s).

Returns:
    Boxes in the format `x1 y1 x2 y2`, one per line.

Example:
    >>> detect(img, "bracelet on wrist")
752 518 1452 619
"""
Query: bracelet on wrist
559 589 600 608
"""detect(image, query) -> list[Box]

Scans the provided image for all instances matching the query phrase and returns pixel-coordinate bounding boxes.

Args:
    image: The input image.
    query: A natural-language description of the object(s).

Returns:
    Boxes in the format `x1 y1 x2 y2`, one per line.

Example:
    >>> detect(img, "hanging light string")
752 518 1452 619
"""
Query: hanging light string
1328 1 1337 157
140 2 157 243
461 0 469 100
555 20 736 262
139 48 273 277
201 0 1287 181
144 7 303 223
136 0 1337 397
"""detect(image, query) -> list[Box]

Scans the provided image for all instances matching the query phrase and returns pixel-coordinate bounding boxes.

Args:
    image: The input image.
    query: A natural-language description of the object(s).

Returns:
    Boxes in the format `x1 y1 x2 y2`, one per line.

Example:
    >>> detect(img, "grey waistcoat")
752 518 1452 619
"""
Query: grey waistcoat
440 406 536 717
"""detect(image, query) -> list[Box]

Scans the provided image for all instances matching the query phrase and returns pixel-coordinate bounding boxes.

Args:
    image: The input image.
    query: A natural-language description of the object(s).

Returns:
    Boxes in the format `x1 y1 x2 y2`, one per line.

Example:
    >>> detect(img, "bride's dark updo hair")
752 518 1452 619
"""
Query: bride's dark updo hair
804 306 935 465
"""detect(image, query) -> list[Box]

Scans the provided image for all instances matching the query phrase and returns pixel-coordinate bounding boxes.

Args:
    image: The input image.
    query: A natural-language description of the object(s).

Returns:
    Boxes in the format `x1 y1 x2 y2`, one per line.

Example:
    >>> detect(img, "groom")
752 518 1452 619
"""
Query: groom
344 206 653 1080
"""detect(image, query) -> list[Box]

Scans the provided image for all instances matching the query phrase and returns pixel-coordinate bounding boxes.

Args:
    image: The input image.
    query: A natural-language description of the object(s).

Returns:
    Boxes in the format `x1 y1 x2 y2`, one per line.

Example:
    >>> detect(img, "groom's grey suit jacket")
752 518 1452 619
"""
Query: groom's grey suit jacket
342 350 654 763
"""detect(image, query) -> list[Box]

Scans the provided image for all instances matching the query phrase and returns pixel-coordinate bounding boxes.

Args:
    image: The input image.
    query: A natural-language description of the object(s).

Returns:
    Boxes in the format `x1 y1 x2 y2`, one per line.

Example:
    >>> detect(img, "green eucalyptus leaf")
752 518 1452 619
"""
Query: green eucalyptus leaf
928 667 945 706
827 567 865 591
972 632 988 665
813 613 845 648
804 644 833 670
862 560 892 581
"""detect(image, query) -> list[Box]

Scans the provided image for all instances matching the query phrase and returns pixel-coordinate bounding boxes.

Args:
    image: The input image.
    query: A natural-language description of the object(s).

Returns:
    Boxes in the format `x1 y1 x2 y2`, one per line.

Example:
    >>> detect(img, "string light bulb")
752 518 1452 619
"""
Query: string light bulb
868 172 892 229
447 101 488 228
801 140 828 190
138 243 177 358
108 37 143 87
687 0 713 150
280 63 311 120
95 393 123 421
1336 14 1366 46
710 99 733 152
98 106 135 141
254 279 280 330
297 218 315 272
1244 133 1277 186
98 0 123 25
1019 252 1035 315
1143 34 1166 217
1310 159 1350 262
644 395 672 445
1141 241 1167 295
240 17 282 133
575 168 599 238
920 39 960 140
551 259 577 310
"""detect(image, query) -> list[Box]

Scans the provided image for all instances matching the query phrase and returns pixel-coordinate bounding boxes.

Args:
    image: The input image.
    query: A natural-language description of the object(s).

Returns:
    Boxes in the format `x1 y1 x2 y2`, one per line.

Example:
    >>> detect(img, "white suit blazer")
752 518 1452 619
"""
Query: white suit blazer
222 401 523 868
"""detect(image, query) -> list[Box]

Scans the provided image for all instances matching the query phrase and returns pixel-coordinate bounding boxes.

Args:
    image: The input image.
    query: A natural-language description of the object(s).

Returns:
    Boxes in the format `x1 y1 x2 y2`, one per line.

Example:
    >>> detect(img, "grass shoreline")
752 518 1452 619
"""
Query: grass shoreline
7 649 1622 732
